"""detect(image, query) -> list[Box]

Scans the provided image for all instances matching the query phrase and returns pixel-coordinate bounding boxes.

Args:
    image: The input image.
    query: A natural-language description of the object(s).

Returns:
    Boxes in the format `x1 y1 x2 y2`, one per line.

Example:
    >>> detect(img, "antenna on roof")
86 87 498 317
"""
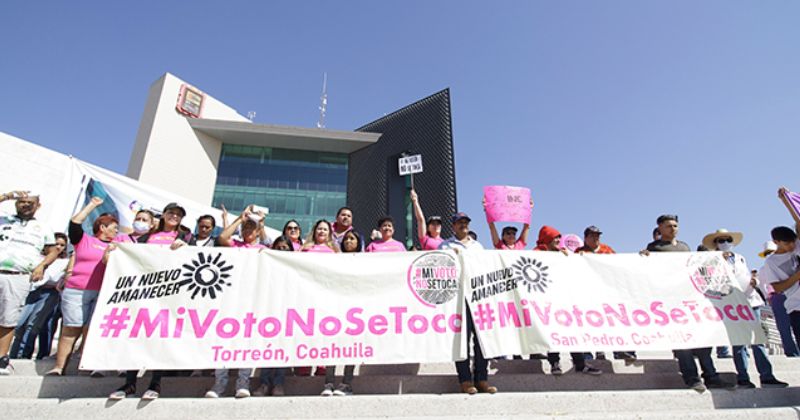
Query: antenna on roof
317 72 328 129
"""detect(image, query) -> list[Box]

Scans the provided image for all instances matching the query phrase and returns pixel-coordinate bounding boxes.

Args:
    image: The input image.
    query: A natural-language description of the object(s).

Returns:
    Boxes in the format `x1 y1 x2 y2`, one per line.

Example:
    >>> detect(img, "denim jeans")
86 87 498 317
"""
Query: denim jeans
212 368 251 394
675 347 718 385
455 307 488 383
770 293 800 356
732 307 775 382
10 287 60 359
324 365 354 384
259 368 286 386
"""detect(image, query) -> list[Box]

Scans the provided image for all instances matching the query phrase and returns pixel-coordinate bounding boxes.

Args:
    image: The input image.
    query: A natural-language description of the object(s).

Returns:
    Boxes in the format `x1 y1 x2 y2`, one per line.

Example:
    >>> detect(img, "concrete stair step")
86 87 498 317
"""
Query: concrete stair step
10 355 800 377
3 370 800 398
1 391 799 419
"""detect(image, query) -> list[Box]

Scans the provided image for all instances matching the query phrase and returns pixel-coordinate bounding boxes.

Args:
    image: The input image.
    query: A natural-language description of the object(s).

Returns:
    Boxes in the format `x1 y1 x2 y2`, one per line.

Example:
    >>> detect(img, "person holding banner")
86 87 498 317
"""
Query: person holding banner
321 230 362 396
366 217 406 253
532 225 601 375
253 236 294 397
189 215 217 247
331 207 365 251
642 215 732 391
47 197 118 376
137 202 193 246
439 212 497 394
702 228 787 388
410 190 443 251
282 220 304 251
116 210 156 243
296 220 338 377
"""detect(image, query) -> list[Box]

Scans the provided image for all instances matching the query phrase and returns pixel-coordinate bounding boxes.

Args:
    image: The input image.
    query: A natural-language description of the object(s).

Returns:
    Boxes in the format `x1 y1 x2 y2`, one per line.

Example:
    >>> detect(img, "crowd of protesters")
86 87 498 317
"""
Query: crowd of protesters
1 186 800 400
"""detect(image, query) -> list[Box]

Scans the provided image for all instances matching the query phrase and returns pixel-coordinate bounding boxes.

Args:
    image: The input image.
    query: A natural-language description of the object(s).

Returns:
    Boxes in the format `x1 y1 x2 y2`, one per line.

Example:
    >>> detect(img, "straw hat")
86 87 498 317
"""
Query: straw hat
702 228 743 251
759 241 778 258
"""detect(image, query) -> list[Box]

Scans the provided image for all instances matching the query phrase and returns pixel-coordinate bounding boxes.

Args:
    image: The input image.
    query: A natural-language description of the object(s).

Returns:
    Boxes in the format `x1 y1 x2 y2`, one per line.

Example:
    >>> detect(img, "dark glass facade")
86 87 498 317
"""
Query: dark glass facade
212 144 348 234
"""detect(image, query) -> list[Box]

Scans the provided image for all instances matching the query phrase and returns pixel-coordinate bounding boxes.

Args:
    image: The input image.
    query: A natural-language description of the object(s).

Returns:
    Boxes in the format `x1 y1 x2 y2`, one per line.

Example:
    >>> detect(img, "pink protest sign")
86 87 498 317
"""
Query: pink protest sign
483 186 532 224
560 234 583 252
784 190 800 221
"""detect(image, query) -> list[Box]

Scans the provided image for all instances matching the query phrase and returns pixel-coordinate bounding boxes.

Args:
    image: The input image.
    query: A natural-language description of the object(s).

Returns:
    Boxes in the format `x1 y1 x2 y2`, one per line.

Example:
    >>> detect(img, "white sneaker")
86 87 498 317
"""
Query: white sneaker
235 388 251 398
320 383 335 396
141 389 160 400
204 390 219 398
108 390 127 400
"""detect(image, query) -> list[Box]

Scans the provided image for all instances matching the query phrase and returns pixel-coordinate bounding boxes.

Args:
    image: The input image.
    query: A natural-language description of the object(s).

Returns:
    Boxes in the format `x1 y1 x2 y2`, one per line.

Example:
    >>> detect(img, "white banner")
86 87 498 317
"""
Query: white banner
80 244 466 370
462 251 767 357
73 161 280 239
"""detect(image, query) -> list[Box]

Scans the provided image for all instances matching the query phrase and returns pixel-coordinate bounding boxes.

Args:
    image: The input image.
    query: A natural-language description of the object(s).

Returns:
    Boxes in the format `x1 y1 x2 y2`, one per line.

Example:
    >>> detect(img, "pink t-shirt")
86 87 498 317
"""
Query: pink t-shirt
495 240 527 250
231 239 266 249
291 240 302 251
146 231 179 245
302 243 336 253
366 238 407 253
66 234 113 291
420 235 444 251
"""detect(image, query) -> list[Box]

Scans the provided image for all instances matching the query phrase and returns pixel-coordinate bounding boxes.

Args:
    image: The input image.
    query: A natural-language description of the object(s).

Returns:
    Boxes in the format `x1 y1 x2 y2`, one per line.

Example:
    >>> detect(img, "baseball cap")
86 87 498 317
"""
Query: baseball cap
163 202 187 217
584 225 602 236
451 212 471 224
426 215 443 224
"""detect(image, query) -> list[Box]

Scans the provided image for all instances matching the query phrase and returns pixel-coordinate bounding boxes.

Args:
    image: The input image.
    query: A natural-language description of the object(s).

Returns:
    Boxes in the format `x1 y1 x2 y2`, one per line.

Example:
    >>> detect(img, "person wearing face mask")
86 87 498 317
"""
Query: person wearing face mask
116 210 156 243
702 229 788 388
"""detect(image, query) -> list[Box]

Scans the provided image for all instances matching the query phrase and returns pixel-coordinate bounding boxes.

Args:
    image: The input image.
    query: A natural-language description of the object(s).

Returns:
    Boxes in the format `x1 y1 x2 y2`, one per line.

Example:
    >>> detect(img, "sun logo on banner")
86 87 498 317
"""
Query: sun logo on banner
512 256 551 293
686 253 734 300
178 253 233 299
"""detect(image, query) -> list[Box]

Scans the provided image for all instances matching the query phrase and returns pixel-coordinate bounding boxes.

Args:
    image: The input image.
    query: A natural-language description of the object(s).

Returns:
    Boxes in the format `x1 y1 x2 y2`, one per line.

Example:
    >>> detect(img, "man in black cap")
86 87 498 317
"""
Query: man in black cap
439 212 495 394
575 226 615 254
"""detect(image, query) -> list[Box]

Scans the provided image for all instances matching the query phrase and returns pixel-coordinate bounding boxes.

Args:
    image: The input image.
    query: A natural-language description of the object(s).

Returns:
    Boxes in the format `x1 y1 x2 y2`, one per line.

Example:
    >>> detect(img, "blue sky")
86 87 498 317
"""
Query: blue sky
2 1 799 260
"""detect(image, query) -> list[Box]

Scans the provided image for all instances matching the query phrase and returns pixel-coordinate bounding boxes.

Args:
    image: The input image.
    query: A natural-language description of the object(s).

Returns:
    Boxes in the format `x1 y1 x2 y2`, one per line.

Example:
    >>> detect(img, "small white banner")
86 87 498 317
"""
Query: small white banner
398 154 423 176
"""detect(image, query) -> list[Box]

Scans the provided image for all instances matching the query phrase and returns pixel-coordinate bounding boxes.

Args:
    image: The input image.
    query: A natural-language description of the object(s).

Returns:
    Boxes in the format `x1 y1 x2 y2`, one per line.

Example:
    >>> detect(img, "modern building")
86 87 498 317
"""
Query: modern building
127 73 457 246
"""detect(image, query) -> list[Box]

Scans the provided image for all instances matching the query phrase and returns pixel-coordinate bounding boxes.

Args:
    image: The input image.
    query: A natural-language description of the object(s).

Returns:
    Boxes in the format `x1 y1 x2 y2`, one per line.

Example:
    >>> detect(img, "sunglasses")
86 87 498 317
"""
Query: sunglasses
715 237 733 244
286 226 300 231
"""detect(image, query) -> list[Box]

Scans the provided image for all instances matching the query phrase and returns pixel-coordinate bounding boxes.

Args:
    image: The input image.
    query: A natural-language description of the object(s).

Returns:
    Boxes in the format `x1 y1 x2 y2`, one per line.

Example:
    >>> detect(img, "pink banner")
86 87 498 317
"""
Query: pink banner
560 234 584 252
785 190 800 221
483 185 531 224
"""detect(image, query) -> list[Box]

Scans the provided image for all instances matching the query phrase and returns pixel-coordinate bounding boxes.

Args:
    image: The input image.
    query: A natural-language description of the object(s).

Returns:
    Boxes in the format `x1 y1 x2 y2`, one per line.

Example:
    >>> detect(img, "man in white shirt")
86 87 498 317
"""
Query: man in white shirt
0 191 59 374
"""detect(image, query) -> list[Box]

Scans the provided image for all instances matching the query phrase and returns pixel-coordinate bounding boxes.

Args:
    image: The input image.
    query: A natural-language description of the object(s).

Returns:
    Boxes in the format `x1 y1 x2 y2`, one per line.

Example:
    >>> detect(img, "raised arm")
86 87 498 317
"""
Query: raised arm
410 190 427 240
218 205 250 247
221 204 230 229
518 198 534 244
484 196 500 247
778 187 800 235
71 197 103 225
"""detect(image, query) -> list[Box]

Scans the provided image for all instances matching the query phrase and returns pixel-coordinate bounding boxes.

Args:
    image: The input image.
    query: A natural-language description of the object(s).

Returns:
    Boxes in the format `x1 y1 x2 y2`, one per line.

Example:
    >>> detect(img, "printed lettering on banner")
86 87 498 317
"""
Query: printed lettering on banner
460 250 766 357
483 185 531 224
80 244 466 370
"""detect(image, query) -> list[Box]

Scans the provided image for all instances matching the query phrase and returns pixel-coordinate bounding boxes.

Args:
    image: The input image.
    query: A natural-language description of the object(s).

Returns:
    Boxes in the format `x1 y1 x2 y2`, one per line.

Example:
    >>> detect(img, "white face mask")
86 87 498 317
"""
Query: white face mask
717 242 734 252
133 221 151 234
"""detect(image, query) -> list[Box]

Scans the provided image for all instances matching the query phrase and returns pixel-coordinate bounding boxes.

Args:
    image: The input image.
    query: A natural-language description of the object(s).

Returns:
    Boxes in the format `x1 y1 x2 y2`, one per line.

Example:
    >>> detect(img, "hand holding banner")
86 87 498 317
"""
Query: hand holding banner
483 185 532 224
782 189 800 221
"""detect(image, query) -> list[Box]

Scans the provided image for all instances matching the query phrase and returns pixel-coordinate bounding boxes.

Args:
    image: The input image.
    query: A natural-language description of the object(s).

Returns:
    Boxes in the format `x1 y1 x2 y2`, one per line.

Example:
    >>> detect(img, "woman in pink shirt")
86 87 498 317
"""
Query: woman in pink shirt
138 202 192 246
282 219 303 251
485 197 533 250
297 220 338 376
366 216 407 253
300 220 339 253
116 209 156 243
47 197 118 376
217 205 266 249
410 189 443 250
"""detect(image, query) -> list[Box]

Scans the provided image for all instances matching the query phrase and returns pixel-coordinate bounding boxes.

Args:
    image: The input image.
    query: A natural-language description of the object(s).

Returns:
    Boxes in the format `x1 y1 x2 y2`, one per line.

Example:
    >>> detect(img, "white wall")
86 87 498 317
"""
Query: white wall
126 73 249 205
